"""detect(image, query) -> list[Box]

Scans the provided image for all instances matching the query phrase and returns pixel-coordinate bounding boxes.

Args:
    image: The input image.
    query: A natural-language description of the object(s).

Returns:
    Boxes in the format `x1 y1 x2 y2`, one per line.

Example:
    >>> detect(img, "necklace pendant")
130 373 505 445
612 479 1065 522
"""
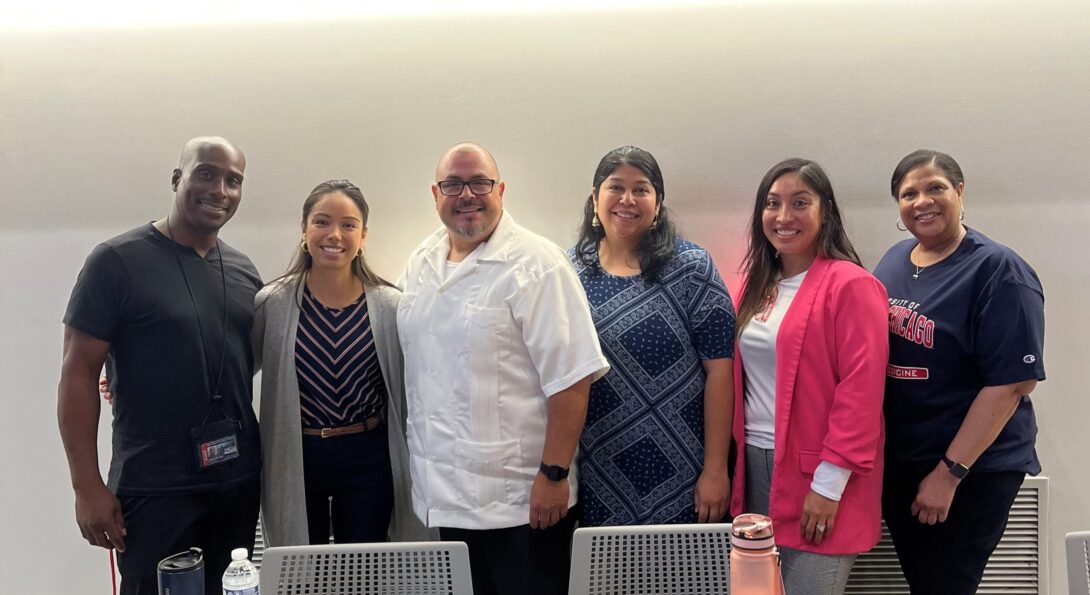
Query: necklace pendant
912 272 919 280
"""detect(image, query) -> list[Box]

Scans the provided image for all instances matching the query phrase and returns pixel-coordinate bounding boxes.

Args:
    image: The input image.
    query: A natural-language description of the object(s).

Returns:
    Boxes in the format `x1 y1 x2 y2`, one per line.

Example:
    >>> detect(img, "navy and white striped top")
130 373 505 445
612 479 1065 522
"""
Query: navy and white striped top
295 285 387 429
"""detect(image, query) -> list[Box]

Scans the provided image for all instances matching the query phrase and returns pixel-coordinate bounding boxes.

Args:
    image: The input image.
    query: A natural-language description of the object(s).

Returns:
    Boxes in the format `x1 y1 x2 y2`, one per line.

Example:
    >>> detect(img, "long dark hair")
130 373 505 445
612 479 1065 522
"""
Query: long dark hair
272 179 393 293
890 149 965 198
573 145 678 283
736 159 861 330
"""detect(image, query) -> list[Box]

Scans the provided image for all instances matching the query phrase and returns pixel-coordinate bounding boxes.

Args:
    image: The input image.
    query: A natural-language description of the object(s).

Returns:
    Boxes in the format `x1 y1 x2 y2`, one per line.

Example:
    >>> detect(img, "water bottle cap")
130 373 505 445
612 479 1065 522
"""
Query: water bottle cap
157 548 203 574
731 513 776 550
230 548 249 561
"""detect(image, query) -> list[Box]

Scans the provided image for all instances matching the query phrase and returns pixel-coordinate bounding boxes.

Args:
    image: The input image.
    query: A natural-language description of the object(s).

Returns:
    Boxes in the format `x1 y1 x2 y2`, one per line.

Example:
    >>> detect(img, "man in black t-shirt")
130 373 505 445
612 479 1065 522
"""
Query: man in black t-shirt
59 137 262 595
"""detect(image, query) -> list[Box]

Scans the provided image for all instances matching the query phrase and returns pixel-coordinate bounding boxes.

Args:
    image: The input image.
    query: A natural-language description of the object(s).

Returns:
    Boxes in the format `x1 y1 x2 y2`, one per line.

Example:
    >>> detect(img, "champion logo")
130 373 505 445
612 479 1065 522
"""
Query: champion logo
1023 354 1037 364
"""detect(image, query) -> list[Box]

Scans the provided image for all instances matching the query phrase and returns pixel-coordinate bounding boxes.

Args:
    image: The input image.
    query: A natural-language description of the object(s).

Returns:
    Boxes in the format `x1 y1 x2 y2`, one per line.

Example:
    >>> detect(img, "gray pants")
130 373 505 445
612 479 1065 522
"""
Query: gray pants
744 444 856 595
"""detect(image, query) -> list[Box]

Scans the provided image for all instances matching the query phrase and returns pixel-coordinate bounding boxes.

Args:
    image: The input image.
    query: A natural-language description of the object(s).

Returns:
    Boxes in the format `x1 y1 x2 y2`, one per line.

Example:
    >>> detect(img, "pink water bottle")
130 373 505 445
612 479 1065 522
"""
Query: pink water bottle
730 513 786 595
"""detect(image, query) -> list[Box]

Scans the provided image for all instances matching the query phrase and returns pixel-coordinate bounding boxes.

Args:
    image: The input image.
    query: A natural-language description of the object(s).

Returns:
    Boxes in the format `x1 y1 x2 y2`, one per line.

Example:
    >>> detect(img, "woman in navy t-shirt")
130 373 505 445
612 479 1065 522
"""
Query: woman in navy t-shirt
873 150 1046 595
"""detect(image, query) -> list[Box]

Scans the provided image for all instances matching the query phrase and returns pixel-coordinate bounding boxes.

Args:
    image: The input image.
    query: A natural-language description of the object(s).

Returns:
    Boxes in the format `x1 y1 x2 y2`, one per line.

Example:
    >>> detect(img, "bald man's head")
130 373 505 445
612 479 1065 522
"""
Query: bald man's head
435 142 499 181
431 142 505 254
178 136 246 173
170 136 247 237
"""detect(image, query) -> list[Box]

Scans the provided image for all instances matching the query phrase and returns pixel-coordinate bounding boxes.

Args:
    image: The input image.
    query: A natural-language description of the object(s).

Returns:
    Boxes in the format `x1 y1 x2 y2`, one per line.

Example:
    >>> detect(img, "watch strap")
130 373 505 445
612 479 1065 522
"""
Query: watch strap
539 462 569 481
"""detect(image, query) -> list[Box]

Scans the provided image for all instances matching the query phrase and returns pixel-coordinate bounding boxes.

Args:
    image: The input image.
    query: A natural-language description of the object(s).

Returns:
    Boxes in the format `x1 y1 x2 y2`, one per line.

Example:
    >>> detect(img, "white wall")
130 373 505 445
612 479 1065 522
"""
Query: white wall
2 1 1088 592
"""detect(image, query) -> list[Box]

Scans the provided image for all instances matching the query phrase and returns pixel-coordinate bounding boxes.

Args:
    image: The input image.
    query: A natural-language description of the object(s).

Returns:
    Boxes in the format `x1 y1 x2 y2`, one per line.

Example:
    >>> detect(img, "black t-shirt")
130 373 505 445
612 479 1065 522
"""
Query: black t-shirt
64 223 262 495
873 227 1045 474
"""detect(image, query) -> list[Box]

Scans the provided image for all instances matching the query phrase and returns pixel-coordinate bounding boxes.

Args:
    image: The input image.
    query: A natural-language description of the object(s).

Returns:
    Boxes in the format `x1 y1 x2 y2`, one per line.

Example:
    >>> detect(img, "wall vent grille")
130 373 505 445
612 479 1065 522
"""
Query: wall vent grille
847 476 1047 594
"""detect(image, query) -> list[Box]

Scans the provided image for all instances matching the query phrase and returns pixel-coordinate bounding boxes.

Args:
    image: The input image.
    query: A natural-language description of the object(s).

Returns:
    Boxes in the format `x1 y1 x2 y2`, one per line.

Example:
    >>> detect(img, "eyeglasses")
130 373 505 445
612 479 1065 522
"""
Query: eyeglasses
437 178 497 197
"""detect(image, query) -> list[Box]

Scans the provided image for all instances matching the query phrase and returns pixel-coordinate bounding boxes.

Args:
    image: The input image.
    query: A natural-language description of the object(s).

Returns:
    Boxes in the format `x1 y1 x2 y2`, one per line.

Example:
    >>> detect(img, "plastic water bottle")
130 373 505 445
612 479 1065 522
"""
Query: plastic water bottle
729 513 785 595
221 547 260 595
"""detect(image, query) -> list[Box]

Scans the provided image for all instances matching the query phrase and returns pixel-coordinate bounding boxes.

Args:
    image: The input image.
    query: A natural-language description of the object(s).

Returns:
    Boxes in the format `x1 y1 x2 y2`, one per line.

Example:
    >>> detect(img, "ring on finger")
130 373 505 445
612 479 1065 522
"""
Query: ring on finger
816 524 827 532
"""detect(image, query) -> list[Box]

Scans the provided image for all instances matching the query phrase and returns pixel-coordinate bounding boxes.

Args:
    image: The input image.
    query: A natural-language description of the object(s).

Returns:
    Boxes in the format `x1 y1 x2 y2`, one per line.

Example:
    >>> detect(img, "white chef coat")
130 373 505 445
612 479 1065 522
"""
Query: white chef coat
397 211 610 530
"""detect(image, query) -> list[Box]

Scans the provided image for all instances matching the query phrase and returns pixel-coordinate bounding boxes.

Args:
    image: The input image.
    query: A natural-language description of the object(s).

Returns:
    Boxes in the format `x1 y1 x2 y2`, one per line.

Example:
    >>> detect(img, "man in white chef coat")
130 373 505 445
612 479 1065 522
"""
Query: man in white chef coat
397 142 609 595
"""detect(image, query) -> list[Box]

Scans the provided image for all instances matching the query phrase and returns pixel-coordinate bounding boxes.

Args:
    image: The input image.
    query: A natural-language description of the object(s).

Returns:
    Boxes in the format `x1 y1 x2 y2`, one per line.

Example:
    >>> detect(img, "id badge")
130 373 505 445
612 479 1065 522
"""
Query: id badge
191 418 241 471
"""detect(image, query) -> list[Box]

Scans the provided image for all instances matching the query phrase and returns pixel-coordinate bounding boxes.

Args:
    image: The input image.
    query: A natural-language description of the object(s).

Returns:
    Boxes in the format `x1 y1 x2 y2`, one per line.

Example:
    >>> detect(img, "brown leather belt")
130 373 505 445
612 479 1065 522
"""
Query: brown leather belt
302 415 382 438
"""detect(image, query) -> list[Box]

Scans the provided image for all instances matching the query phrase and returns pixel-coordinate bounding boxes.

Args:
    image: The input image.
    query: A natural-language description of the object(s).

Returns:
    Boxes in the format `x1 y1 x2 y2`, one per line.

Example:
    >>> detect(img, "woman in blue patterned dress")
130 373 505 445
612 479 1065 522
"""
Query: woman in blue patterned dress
569 146 736 526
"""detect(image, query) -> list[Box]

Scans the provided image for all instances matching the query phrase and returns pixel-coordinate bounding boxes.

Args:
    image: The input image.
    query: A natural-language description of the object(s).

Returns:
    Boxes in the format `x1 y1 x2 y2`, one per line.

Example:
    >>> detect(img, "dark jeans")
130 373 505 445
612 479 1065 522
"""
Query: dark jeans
883 461 1024 595
302 423 393 544
439 510 578 595
116 476 260 595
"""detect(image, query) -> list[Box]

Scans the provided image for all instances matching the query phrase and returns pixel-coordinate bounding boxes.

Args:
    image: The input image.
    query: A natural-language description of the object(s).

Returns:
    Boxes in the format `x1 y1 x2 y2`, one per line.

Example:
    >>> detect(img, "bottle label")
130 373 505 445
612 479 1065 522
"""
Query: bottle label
224 588 259 595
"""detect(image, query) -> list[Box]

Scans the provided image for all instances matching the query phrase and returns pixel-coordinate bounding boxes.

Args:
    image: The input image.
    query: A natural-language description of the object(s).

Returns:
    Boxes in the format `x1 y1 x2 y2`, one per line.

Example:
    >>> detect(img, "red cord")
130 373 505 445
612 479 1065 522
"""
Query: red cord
109 549 117 595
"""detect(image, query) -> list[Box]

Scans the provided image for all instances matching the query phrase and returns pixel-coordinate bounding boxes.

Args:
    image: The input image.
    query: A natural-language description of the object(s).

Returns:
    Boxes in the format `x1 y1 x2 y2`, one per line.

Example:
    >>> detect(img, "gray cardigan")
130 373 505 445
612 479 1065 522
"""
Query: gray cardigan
251 276 431 545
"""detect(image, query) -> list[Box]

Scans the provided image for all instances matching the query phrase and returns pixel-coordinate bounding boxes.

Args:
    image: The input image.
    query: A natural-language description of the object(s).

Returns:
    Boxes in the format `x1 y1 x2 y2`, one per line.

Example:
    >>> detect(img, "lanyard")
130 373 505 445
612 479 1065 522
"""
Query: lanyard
165 218 230 421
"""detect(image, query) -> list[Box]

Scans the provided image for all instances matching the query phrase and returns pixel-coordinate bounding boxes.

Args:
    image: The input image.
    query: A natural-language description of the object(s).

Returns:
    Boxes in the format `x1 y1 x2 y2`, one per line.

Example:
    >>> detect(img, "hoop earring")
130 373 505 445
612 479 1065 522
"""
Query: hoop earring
591 213 601 228
301 240 309 253
896 219 908 232
357 248 364 258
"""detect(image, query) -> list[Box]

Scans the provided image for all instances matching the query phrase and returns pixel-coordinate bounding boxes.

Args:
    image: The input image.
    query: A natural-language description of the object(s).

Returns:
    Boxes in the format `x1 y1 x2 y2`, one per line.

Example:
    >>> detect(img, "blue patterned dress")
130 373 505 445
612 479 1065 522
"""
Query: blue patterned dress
569 240 736 526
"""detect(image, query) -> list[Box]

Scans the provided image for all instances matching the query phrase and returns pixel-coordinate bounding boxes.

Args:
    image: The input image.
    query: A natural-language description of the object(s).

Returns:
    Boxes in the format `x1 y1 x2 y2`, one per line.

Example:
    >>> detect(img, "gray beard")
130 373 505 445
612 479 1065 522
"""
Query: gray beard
450 222 485 238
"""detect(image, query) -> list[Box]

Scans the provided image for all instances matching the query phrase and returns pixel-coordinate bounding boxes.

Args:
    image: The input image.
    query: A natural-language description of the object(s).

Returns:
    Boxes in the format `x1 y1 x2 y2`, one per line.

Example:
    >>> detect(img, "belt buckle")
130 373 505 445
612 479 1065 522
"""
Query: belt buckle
320 427 333 439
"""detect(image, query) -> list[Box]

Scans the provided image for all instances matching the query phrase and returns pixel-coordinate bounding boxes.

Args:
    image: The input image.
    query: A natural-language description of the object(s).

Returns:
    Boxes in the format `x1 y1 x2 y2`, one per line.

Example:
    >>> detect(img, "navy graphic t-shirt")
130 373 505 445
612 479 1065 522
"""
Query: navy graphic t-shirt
873 227 1045 474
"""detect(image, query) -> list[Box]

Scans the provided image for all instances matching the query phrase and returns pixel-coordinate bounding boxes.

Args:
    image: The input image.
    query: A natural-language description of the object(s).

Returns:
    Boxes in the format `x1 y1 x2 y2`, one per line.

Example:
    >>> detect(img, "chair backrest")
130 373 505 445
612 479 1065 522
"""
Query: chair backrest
1067 531 1090 595
568 523 733 595
259 541 473 595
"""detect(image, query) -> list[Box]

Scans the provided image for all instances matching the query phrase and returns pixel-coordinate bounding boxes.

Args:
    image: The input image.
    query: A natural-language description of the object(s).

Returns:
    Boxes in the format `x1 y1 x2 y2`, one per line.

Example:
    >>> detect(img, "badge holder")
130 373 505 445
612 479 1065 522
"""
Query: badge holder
191 394 241 471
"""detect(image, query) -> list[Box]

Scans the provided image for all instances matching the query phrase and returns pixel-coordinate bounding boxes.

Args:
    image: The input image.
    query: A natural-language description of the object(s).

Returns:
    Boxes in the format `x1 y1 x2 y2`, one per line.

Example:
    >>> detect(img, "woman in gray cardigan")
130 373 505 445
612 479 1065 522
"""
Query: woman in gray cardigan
252 179 428 546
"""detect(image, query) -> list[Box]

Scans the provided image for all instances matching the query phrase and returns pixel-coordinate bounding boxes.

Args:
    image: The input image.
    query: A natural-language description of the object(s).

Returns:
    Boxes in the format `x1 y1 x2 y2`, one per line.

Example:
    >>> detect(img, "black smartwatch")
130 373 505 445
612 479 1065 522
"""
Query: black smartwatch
539 462 570 482
942 455 970 480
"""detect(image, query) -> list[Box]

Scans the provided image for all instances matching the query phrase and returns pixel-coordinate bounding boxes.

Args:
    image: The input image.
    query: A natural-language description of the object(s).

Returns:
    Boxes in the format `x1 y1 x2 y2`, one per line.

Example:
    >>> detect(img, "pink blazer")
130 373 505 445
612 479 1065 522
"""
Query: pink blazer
729 256 889 554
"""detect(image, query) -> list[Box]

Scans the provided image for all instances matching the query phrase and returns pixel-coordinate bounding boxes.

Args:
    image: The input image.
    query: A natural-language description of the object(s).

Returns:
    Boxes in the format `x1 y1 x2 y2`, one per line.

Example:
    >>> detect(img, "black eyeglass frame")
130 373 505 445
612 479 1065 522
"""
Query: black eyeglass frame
436 178 498 197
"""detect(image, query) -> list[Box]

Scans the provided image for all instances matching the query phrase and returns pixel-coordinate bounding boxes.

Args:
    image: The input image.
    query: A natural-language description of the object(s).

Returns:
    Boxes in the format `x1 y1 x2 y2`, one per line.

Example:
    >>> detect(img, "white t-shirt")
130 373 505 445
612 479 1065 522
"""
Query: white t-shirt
740 271 806 449
397 211 610 529
443 259 460 284
739 270 851 501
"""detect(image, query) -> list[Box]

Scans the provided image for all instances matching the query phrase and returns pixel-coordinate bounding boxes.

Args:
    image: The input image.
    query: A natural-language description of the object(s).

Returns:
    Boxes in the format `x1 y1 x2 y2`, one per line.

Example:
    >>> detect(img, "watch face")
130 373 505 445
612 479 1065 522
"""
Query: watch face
946 459 969 479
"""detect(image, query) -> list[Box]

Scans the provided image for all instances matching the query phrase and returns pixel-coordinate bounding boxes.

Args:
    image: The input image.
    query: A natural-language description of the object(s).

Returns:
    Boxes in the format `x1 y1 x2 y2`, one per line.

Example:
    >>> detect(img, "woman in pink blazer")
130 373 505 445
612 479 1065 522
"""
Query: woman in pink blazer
730 159 888 594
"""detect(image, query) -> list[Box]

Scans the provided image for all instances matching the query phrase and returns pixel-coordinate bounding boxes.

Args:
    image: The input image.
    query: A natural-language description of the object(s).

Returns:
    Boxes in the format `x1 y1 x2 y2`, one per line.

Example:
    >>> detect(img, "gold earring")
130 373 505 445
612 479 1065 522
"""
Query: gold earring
591 213 601 228
301 240 309 253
